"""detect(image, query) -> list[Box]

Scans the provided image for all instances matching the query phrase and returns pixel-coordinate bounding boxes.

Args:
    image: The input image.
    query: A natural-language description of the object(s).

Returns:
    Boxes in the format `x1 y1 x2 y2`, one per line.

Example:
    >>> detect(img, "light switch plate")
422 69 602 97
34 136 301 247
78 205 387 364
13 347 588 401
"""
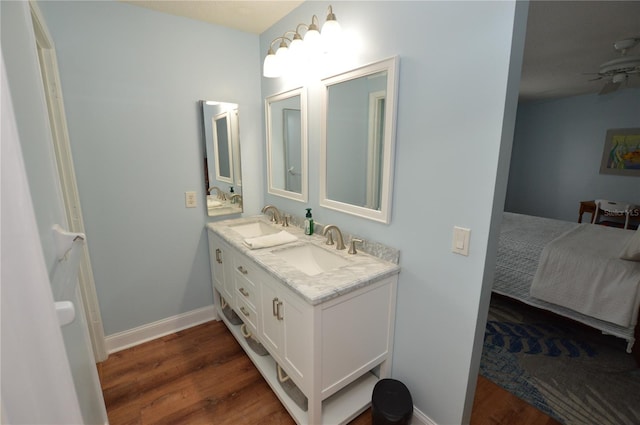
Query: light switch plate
185 191 197 208
452 226 470 256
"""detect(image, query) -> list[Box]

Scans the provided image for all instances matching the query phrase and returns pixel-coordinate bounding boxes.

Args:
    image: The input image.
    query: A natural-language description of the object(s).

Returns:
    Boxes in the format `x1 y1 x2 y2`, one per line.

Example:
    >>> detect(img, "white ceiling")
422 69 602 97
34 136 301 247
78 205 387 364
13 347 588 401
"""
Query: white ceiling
121 0 304 34
124 1 640 101
521 1 640 101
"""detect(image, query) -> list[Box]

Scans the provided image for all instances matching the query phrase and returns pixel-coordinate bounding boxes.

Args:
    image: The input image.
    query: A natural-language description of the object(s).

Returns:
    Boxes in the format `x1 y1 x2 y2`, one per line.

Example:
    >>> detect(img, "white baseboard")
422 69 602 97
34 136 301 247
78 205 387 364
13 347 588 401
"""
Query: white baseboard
412 406 437 425
105 305 217 354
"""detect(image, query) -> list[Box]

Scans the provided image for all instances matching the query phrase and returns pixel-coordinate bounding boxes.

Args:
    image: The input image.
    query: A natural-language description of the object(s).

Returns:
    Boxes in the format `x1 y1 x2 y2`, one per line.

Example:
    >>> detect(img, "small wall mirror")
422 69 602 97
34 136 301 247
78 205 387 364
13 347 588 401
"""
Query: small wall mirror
265 87 308 202
201 100 243 217
320 57 399 223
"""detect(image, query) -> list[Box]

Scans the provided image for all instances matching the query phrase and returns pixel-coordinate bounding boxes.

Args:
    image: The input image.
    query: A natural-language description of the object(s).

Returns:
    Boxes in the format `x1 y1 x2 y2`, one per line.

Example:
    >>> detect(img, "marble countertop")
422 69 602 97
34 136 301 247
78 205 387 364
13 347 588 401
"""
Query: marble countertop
207 215 400 305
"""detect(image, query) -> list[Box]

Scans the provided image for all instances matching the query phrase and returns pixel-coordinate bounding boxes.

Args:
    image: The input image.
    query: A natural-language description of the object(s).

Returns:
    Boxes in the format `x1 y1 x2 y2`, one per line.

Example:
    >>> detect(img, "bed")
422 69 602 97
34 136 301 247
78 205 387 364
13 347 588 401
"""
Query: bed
494 212 640 355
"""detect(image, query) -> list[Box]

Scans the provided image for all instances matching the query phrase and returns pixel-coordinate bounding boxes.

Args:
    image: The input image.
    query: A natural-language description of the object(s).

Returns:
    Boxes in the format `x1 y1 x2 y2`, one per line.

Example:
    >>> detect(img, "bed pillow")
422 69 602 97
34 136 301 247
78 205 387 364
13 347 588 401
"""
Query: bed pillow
620 228 640 261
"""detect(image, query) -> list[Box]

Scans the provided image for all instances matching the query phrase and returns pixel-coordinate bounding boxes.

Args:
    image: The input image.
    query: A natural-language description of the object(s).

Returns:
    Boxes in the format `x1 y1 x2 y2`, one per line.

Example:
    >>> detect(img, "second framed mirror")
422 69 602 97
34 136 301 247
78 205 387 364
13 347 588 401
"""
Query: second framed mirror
265 87 308 202
320 57 399 223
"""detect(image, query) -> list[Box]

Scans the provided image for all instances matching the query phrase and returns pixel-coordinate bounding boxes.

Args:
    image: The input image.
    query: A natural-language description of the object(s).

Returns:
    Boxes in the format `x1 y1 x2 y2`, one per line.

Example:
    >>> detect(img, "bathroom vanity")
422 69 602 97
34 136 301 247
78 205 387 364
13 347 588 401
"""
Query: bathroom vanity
206 216 400 424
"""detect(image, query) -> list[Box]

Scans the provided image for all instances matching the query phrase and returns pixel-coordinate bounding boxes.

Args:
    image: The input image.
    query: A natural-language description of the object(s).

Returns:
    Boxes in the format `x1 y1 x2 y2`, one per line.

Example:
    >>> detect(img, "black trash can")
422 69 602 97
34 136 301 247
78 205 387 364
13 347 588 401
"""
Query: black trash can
371 378 413 425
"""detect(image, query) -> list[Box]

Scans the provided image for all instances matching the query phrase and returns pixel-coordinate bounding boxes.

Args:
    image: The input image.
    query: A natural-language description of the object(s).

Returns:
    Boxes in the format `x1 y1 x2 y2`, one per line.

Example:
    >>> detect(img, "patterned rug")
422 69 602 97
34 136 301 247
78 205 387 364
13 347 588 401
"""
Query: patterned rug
480 295 640 425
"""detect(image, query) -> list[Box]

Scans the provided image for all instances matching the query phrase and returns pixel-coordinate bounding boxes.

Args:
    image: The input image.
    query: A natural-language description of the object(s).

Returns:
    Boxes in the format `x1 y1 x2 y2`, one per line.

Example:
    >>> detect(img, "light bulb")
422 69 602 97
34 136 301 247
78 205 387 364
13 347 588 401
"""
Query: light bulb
304 28 322 55
321 10 342 53
263 50 280 78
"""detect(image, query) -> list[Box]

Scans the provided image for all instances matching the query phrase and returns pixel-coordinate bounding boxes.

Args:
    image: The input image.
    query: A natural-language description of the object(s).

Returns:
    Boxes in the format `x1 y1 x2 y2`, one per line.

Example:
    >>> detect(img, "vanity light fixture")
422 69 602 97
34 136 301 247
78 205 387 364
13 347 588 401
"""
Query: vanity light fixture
262 5 342 78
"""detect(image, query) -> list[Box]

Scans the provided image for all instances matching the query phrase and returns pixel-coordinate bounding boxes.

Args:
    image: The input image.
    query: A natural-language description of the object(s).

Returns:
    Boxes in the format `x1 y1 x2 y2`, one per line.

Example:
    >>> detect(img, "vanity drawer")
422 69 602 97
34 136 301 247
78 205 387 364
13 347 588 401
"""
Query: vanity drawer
233 257 260 309
236 296 258 334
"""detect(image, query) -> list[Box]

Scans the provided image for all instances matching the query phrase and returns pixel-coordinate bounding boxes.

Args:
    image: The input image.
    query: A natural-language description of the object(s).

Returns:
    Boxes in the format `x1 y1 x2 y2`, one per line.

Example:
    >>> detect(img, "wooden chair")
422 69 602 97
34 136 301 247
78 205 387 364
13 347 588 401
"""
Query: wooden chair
592 199 634 229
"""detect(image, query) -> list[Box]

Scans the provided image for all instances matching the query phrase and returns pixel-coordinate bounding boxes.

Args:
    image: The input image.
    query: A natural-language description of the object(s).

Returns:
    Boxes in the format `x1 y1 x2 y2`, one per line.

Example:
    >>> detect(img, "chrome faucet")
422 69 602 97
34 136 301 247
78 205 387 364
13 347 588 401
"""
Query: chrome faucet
230 194 242 207
208 186 226 201
261 205 282 224
323 225 346 250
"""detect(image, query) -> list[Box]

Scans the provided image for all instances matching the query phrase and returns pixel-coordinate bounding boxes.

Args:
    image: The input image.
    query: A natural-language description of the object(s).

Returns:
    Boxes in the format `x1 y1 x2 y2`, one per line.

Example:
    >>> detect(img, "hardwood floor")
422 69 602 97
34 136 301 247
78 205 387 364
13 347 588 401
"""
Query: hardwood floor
98 320 559 425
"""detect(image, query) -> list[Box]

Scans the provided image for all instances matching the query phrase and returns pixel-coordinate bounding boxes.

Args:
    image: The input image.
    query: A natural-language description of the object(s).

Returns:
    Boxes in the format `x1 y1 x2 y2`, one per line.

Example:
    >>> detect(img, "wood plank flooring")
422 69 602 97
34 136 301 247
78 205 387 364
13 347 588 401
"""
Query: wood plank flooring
98 320 560 425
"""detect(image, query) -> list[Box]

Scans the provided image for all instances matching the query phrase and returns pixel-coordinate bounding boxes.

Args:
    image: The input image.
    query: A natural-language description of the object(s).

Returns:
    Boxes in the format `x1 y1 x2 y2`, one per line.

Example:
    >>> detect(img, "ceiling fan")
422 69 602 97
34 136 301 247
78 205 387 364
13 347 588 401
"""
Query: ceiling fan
590 37 640 95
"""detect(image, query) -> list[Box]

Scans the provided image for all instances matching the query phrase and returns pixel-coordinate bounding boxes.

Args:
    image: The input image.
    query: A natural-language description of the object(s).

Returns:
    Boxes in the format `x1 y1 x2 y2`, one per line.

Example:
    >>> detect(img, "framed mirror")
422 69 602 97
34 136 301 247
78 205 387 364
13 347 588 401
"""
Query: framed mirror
265 87 308 202
201 100 243 217
320 57 399 223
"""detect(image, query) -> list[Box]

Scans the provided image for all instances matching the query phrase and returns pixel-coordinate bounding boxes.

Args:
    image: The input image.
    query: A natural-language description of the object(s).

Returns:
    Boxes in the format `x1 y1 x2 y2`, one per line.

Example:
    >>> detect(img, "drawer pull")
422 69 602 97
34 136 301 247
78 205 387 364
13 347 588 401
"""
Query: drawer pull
239 287 249 297
237 266 248 275
215 248 222 264
240 306 250 317
272 298 279 317
276 300 283 321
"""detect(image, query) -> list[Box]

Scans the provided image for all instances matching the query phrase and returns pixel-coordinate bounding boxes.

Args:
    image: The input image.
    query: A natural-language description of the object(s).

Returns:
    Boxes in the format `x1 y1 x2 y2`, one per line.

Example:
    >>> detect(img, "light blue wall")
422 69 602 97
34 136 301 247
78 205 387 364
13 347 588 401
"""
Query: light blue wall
506 89 640 221
261 1 526 423
38 1 263 335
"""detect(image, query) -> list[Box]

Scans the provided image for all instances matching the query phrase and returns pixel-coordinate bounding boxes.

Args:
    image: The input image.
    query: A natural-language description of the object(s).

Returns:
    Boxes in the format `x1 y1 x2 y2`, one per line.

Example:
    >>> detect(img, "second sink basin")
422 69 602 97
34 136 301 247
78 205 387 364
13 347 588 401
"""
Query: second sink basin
231 221 279 238
273 244 349 276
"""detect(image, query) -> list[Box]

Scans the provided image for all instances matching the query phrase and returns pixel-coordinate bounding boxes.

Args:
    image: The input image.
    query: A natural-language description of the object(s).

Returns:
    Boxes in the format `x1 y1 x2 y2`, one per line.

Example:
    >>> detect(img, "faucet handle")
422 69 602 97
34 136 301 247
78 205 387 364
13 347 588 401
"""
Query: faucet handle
348 238 363 255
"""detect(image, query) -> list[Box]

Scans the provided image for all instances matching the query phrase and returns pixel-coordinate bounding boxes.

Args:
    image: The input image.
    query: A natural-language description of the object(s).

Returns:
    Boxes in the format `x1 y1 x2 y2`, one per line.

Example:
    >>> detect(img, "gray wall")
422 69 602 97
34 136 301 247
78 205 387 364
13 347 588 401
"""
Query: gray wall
506 88 640 221
261 2 527 423
38 1 263 335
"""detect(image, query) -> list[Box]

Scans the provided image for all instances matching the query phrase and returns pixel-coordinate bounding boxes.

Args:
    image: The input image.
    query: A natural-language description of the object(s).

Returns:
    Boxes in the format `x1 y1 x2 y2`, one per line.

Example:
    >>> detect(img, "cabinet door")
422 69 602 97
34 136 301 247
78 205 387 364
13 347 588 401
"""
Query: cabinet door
207 232 224 292
280 291 312 387
207 232 234 306
259 274 312 388
259 275 283 362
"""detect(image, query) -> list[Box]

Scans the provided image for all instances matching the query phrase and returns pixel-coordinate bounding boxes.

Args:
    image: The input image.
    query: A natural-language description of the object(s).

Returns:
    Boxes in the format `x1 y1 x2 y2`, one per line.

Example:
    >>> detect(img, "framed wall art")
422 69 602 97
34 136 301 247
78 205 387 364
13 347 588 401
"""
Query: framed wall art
599 128 640 177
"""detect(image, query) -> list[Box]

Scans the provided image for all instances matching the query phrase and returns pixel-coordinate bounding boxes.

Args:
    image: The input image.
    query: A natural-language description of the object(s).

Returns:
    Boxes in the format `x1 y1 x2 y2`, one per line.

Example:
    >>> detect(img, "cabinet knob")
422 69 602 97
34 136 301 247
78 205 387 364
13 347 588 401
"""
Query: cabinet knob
237 266 248 275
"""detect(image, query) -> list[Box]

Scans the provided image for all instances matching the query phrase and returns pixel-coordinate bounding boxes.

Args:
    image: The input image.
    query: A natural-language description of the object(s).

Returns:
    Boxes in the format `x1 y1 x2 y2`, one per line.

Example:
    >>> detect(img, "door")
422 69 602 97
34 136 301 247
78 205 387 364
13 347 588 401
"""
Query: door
28 3 108 424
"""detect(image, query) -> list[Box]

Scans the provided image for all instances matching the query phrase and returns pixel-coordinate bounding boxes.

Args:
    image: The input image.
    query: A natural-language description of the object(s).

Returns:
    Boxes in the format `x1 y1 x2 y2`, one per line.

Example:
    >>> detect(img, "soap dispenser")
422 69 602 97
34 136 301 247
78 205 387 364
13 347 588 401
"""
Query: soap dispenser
304 208 314 235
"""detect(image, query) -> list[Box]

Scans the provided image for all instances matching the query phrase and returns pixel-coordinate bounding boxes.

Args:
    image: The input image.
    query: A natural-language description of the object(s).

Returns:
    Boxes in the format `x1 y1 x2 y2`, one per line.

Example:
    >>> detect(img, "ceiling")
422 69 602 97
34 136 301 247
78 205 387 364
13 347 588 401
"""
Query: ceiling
521 1 640 101
121 0 304 34
124 1 640 102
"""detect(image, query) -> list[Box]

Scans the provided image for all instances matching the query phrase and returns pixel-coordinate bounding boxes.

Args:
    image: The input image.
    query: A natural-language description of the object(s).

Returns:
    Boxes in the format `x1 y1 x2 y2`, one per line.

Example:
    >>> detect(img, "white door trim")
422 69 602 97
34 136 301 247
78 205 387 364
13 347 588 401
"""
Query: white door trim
29 0 107 362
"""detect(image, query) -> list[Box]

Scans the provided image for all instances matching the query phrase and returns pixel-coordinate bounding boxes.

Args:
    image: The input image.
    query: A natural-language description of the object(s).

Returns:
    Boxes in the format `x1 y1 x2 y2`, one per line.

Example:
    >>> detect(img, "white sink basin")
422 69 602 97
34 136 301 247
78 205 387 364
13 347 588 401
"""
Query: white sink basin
273 244 349 276
230 221 279 238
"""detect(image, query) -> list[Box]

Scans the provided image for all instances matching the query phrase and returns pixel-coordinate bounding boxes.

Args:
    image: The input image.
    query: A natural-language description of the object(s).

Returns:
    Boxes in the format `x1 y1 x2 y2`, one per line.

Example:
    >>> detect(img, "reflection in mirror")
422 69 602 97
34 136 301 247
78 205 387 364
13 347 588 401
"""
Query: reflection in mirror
320 57 399 223
266 87 308 202
201 100 243 217
213 112 232 183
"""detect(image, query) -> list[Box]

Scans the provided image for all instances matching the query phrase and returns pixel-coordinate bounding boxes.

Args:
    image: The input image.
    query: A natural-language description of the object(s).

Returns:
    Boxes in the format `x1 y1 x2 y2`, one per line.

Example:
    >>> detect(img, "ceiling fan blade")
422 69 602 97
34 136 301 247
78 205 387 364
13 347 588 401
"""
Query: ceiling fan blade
599 81 621 95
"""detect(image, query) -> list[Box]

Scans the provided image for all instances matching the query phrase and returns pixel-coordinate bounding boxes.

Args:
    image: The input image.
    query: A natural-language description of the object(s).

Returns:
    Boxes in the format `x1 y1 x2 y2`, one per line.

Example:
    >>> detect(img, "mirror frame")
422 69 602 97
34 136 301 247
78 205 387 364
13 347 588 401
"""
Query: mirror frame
319 56 399 223
212 111 234 184
201 100 243 217
265 87 308 202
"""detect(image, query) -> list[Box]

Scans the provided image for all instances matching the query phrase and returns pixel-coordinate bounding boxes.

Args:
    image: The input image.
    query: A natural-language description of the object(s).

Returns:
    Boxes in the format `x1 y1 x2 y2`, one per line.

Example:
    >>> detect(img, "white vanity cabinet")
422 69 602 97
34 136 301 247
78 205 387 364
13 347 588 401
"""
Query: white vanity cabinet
207 232 235 308
206 224 399 425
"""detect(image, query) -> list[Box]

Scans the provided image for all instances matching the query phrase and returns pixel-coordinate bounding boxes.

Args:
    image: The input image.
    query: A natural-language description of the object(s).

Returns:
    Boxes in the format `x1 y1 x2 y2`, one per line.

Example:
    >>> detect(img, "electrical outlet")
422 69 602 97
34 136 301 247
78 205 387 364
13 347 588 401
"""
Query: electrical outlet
452 226 470 256
185 191 197 208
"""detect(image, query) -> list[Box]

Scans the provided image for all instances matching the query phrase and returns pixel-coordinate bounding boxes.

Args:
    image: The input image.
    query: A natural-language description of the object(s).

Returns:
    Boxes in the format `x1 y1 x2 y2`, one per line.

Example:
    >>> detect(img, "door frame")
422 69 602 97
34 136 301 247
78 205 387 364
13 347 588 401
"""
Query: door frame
29 1 107 362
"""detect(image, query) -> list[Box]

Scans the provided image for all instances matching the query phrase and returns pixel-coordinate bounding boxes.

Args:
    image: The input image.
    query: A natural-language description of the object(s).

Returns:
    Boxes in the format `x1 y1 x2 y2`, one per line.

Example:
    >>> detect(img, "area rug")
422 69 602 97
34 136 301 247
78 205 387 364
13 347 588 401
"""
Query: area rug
480 295 640 425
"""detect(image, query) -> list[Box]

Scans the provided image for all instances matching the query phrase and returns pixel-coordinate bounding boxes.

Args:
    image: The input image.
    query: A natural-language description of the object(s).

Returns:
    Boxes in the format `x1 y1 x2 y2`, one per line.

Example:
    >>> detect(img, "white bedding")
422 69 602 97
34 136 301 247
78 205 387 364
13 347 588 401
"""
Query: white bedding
494 212 639 351
530 224 640 328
